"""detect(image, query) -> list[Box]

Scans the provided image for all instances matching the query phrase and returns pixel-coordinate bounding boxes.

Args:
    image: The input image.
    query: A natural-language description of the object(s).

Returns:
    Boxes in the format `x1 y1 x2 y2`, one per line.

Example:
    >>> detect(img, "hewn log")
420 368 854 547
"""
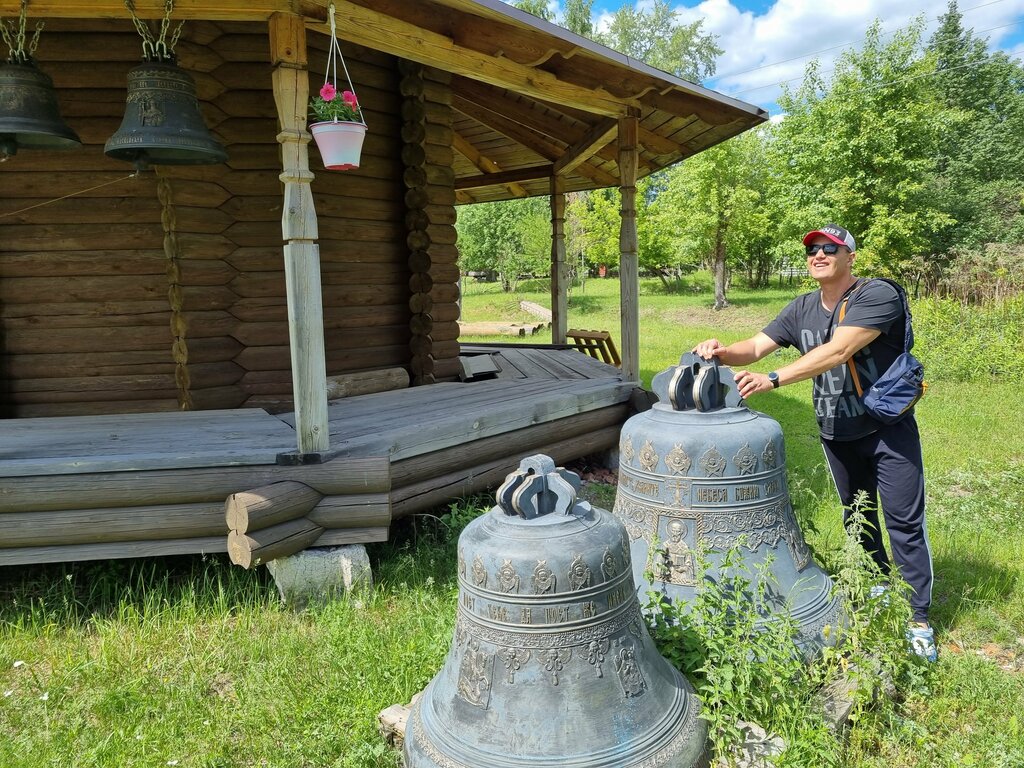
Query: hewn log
306 495 391 529
0 537 229 567
0 457 391 514
326 367 410 399
225 480 323 534
228 518 324 569
392 424 624 517
0 502 226 548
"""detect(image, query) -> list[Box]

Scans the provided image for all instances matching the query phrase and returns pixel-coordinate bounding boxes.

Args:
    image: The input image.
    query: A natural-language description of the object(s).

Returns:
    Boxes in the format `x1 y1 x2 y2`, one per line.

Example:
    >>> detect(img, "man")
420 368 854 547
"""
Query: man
693 224 936 662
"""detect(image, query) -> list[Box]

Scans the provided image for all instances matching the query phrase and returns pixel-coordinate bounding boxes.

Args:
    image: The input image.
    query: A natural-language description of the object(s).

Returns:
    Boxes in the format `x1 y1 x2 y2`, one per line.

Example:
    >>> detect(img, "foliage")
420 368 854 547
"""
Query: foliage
309 83 361 123
509 0 553 22
659 130 776 307
769 20 952 282
456 198 551 291
594 0 721 83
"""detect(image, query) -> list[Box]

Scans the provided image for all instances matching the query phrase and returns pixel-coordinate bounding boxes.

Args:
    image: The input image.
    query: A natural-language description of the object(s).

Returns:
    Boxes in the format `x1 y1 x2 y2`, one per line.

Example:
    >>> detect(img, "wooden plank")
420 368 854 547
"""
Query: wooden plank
0 409 298 476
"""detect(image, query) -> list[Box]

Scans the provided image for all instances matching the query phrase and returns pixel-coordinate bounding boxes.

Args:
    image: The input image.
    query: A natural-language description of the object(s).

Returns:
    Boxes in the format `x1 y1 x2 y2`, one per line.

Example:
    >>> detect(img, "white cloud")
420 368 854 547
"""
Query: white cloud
674 0 1024 112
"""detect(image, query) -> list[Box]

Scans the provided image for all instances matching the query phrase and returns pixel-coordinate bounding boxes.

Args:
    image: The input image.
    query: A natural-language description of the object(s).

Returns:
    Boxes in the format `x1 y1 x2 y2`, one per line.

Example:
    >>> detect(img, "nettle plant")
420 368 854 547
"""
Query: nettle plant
310 83 362 123
644 514 923 767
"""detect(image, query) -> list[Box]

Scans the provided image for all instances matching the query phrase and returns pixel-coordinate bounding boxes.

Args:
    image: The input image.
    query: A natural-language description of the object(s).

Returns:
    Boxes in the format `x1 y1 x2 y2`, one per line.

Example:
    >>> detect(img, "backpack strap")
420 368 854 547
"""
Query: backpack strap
836 278 914 398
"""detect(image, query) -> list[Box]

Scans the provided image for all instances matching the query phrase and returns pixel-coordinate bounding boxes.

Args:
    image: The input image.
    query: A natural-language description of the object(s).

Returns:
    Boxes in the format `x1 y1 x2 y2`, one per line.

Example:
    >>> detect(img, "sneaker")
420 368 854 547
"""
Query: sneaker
907 623 938 663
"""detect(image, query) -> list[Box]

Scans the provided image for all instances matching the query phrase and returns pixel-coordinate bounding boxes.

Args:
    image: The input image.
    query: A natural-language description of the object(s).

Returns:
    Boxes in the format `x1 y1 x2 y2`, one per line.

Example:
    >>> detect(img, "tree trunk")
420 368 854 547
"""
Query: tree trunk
713 225 729 310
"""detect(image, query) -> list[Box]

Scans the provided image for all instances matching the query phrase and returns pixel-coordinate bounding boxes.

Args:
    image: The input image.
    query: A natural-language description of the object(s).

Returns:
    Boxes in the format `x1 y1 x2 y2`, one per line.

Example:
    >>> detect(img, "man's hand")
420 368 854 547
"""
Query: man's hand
733 370 774 399
693 338 726 360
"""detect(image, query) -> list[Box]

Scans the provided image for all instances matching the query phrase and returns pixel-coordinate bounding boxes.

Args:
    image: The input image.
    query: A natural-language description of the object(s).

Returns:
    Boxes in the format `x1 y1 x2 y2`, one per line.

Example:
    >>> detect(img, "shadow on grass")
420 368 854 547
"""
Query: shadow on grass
0 553 278 627
931 551 1020 630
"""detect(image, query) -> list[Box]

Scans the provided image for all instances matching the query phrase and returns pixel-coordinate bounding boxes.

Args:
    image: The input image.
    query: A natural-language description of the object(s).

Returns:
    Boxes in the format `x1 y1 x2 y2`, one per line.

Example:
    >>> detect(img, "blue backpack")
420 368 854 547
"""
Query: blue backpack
838 278 927 424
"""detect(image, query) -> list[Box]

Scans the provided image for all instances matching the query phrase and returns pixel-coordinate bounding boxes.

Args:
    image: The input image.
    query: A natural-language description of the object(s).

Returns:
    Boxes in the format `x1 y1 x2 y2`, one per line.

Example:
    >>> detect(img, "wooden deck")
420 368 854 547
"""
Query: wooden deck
0 347 636 567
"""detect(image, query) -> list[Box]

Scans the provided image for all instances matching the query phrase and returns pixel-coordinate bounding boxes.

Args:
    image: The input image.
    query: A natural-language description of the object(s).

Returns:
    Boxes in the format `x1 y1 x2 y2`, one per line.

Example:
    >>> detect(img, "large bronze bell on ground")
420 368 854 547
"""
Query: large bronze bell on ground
105 59 226 168
406 455 709 768
0 59 80 158
613 355 842 653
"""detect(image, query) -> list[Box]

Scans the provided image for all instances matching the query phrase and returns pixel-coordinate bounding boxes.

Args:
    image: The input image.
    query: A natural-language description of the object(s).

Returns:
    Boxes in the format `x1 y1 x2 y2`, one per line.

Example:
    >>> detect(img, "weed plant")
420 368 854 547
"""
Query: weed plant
644 499 930 767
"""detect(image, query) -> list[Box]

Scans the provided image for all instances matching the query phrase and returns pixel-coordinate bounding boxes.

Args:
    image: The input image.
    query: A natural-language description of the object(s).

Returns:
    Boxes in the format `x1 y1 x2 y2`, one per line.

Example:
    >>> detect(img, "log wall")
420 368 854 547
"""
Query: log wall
0 20 462 417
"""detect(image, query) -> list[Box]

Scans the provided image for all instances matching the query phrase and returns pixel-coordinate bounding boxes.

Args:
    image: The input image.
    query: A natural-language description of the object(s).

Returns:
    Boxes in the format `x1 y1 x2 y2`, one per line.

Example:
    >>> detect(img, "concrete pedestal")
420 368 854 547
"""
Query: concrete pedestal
265 545 372 607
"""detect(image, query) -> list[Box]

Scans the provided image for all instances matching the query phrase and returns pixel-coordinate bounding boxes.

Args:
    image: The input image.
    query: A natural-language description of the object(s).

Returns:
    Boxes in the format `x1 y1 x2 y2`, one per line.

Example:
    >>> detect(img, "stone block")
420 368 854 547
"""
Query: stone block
265 544 372 607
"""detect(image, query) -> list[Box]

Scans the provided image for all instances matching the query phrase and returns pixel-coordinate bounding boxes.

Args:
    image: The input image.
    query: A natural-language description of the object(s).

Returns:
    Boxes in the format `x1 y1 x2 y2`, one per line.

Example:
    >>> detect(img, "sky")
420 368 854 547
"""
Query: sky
546 0 1024 116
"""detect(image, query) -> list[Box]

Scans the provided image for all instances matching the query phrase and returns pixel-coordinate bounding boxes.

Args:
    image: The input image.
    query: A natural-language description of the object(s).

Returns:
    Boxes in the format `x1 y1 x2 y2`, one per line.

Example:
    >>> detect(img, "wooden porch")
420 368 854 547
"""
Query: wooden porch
0 346 635 567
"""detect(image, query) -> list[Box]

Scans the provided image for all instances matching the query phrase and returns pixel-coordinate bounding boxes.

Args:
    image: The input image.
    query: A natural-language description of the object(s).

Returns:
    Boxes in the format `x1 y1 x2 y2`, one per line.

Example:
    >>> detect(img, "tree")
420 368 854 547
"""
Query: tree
456 198 551 292
769 20 951 282
660 131 773 308
510 0 553 22
563 0 593 37
596 0 721 83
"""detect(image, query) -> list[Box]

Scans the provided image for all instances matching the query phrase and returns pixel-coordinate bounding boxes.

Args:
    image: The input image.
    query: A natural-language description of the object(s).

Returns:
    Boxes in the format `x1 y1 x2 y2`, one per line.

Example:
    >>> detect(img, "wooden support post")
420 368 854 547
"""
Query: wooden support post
550 175 568 345
270 12 329 454
618 115 640 382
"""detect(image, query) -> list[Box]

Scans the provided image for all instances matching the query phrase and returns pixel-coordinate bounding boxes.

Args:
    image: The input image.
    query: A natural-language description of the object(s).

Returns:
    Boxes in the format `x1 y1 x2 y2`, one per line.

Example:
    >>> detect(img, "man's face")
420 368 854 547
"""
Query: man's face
806 235 854 282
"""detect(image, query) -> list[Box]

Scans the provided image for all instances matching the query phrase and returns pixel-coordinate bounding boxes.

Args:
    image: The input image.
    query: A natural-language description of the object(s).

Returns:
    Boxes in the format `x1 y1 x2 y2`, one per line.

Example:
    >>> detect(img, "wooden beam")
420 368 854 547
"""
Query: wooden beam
638 126 681 156
618 115 640 383
553 118 617 177
0 0 295 20
453 132 527 197
455 165 554 191
315 2 635 118
550 175 568 345
270 12 329 455
453 95 618 187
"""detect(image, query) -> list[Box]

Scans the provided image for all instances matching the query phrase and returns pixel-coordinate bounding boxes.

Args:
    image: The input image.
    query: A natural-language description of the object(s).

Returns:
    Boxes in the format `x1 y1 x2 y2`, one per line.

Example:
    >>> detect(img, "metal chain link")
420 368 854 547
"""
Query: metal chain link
124 0 181 61
0 0 39 64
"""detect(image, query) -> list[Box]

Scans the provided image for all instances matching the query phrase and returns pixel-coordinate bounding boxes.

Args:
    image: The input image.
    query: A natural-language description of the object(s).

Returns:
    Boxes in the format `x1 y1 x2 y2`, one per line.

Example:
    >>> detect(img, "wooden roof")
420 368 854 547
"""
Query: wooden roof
0 0 768 203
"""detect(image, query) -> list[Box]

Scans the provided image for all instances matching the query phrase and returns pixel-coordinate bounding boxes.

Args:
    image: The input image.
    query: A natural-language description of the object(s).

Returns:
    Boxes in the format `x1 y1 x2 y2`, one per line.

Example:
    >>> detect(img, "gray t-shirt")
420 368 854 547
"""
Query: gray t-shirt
762 278 905 441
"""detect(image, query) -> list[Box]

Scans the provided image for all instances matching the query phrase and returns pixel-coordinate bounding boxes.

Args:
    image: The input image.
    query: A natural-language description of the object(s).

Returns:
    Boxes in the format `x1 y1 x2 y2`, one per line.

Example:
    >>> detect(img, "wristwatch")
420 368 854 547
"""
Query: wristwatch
768 371 780 389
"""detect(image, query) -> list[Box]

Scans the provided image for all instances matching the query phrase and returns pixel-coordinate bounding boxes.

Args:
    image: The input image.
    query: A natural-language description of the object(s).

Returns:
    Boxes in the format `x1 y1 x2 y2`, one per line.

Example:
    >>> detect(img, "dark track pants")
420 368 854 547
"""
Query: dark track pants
821 416 933 622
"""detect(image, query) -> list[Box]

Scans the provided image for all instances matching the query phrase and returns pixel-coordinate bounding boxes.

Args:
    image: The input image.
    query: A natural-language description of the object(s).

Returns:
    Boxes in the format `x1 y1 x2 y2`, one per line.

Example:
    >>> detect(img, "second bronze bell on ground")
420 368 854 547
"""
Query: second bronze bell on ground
105 60 227 169
405 455 710 768
614 354 843 654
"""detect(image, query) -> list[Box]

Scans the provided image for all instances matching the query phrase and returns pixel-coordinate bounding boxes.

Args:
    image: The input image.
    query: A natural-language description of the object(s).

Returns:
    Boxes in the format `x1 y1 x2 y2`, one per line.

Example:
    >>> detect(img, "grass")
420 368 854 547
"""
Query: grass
2 277 1022 767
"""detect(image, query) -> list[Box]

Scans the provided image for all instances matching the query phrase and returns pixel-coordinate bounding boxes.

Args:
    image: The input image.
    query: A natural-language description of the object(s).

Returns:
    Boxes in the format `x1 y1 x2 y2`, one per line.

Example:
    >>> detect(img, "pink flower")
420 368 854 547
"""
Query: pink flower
320 83 337 101
342 90 358 108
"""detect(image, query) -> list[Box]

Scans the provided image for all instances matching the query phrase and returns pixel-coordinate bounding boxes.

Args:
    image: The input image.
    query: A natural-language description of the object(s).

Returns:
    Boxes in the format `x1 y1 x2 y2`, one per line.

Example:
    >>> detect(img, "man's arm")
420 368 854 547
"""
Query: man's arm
693 332 780 366
733 325 881 399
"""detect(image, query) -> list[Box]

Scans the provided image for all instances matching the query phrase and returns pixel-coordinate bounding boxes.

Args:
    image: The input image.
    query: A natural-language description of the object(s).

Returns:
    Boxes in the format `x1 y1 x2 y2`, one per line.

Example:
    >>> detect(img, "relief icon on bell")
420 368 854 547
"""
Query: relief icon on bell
405 454 710 768
613 353 844 656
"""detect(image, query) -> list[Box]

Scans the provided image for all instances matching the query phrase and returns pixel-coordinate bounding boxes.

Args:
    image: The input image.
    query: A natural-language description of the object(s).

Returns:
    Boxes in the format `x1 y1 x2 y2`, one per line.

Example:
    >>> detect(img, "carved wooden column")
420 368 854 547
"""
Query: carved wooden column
550 175 568 345
618 115 640 382
270 13 329 454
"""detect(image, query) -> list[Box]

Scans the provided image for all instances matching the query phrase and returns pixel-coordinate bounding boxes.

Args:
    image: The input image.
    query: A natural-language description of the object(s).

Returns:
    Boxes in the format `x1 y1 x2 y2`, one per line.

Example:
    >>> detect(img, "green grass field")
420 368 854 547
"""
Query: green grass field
2 277 1021 767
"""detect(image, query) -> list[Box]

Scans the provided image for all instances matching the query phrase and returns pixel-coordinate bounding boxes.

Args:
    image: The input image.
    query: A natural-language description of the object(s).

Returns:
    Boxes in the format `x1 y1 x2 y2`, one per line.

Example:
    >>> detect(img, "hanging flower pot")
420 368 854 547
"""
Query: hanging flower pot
309 6 366 172
309 119 366 170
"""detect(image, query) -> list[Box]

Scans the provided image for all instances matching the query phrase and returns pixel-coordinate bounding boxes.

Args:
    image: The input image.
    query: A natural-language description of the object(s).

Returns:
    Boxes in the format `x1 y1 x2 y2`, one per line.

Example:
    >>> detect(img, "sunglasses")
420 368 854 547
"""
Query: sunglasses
805 243 842 256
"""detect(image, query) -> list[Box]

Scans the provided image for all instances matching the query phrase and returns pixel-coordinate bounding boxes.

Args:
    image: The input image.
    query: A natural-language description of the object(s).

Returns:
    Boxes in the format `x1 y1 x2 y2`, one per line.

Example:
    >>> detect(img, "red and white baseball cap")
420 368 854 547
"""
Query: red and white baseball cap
803 223 856 251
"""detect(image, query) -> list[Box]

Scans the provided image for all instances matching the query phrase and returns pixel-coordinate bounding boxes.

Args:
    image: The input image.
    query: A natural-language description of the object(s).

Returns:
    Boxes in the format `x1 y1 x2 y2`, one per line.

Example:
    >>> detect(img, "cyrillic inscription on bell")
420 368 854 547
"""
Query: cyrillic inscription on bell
405 454 709 768
614 354 842 653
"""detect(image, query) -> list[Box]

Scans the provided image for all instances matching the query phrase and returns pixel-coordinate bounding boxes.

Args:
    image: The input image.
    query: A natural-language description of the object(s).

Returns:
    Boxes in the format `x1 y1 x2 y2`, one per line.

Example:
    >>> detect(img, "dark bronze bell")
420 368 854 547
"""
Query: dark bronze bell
614 354 843 654
405 455 709 768
105 60 226 168
0 60 80 158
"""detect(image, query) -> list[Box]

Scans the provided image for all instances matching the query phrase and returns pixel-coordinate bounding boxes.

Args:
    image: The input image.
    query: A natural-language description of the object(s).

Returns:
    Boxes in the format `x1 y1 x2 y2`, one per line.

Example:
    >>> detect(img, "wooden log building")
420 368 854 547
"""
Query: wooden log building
0 0 766 568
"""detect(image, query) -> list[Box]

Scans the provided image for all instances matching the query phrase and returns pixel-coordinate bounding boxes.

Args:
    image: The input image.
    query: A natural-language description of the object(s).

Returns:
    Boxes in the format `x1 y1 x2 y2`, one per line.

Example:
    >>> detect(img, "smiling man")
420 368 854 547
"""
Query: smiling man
693 224 936 662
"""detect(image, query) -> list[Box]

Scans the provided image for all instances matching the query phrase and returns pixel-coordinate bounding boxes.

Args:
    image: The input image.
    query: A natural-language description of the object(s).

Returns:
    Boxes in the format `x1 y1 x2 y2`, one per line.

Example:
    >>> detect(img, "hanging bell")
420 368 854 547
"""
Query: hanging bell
104 60 226 168
614 354 843 655
405 455 709 768
0 59 81 159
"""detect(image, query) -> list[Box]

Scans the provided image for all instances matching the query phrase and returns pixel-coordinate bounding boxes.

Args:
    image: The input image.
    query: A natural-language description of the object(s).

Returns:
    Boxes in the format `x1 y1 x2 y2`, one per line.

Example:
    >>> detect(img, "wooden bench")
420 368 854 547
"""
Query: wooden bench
567 329 621 367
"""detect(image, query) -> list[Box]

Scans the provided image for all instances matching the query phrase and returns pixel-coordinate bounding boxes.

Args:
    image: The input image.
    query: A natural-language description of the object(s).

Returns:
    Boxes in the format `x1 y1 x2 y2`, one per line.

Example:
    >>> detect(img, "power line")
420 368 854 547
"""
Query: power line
714 0 1015 83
